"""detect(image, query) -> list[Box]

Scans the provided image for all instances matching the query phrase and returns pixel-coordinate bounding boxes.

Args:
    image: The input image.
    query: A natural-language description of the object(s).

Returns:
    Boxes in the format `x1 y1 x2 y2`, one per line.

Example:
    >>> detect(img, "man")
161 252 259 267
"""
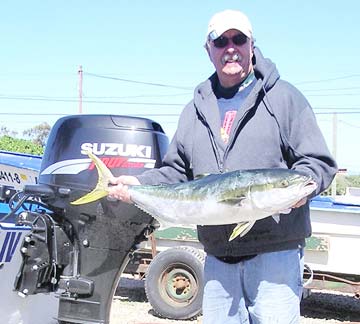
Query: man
109 9 337 324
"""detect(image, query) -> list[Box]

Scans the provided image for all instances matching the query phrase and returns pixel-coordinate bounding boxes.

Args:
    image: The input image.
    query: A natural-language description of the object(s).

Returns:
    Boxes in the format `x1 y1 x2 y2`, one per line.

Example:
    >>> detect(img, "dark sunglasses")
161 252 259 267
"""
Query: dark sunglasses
212 33 248 48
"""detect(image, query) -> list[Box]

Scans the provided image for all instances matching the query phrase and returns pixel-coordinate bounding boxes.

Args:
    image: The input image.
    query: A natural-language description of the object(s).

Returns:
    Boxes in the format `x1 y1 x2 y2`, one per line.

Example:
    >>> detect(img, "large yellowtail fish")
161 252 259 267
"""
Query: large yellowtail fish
72 152 317 240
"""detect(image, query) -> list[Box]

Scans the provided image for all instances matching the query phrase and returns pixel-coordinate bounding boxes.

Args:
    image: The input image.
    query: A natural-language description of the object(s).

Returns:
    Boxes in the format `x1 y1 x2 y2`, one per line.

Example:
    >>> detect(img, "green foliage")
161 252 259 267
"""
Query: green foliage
0 135 44 155
334 174 349 195
347 175 360 187
322 174 360 196
0 123 51 155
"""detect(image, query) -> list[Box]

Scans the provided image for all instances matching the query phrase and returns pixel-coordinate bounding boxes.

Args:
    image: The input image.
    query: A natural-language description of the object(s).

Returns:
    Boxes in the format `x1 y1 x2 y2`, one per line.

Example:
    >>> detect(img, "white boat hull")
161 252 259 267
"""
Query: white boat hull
0 150 41 191
305 203 360 276
0 223 58 324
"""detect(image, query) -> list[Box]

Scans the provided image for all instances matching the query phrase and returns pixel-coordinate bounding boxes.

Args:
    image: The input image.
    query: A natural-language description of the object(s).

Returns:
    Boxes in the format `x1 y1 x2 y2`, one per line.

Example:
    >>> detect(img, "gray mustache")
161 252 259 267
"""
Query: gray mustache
222 53 241 64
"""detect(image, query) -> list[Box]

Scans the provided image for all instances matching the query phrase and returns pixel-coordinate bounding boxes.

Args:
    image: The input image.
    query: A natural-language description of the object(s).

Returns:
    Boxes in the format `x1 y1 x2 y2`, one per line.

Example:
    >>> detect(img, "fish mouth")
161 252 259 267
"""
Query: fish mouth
302 178 318 196
305 180 317 187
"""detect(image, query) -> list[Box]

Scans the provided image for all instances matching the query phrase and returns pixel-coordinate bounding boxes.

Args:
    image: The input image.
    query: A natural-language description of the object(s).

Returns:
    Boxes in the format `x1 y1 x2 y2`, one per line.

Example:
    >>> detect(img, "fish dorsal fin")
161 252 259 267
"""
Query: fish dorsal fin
194 173 210 180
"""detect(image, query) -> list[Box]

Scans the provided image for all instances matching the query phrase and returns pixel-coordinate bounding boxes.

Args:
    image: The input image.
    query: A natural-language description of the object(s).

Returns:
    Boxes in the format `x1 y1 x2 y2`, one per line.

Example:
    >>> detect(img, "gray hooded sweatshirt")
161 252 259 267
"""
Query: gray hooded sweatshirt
137 48 337 257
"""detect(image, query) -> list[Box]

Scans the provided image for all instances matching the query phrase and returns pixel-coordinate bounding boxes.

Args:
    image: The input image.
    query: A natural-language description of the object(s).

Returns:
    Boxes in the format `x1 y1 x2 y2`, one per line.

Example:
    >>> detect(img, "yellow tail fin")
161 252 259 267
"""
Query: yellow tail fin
71 151 113 205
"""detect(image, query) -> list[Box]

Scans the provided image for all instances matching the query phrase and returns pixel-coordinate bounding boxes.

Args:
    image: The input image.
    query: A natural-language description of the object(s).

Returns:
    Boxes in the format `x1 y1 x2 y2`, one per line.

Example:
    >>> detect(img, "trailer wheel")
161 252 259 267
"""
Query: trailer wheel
145 246 205 320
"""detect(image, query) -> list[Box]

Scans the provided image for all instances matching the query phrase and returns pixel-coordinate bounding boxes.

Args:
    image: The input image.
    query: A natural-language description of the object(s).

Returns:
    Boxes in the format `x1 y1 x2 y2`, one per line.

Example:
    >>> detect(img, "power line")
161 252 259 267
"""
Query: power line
2 94 360 110
339 120 360 129
0 113 67 116
313 108 360 110
0 112 181 117
294 74 360 85
0 93 192 100
315 111 360 115
302 86 360 92
84 72 193 90
9 91 359 99
83 93 192 99
0 96 77 103
2 70 360 89
76 71 360 88
1 111 360 117
0 96 184 106
306 93 360 97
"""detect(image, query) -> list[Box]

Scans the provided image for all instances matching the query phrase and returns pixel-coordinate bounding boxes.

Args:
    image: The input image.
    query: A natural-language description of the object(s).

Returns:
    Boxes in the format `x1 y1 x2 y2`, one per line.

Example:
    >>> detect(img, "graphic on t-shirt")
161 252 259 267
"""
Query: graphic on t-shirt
221 110 237 143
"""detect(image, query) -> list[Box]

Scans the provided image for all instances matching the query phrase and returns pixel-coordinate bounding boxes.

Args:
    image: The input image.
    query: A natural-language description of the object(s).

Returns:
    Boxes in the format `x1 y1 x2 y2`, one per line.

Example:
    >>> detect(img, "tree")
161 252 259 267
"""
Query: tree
322 174 360 196
345 175 360 188
23 122 51 146
0 126 18 138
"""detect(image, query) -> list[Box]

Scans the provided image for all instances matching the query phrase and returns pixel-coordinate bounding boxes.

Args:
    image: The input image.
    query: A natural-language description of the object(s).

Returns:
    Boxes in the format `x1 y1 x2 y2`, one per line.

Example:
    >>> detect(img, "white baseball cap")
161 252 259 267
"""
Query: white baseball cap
206 10 253 42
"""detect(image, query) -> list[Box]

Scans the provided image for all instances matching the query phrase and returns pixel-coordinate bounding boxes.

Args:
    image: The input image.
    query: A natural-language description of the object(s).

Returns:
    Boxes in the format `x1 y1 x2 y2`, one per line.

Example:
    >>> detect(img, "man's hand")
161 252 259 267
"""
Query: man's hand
108 175 140 203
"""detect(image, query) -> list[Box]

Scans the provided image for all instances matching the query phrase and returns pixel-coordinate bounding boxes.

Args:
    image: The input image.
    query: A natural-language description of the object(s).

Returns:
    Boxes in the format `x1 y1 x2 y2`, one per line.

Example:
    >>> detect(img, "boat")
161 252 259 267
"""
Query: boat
304 195 360 295
0 150 41 191
0 151 57 323
0 222 58 323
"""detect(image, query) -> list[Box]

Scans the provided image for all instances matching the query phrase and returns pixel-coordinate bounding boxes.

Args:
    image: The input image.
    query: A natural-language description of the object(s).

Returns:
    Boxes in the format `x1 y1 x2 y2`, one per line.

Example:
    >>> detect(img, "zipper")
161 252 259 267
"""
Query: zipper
195 107 224 173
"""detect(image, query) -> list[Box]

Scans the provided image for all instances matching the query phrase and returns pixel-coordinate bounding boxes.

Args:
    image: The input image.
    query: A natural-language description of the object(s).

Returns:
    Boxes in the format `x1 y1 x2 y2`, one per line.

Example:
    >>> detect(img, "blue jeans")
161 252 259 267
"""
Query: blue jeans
202 249 304 324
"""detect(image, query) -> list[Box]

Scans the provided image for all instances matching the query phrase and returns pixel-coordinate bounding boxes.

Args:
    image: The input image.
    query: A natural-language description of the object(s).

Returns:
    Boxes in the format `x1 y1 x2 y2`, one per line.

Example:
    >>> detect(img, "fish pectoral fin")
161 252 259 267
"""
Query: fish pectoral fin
194 173 211 180
279 208 291 214
271 213 281 223
155 220 173 230
71 189 108 205
229 221 256 241
71 151 114 205
218 197 246 207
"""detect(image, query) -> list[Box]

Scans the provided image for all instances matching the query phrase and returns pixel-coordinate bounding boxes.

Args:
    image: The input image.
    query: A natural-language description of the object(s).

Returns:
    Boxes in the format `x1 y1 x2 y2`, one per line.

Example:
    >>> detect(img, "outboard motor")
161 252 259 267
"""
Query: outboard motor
13 114 169 323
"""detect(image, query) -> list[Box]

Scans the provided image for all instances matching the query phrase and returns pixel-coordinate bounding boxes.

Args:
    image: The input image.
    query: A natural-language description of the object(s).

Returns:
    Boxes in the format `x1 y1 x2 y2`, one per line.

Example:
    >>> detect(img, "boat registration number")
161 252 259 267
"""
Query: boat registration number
0 170 21 184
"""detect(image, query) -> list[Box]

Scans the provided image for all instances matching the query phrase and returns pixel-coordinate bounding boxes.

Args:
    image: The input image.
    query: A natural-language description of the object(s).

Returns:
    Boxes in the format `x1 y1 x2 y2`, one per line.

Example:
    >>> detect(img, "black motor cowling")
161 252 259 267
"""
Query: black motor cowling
14 114 169 324
40 114 167 192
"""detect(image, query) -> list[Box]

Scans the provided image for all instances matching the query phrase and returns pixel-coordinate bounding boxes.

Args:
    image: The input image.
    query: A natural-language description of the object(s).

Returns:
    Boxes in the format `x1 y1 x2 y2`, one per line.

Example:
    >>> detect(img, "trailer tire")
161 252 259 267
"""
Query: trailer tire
145 246 205 320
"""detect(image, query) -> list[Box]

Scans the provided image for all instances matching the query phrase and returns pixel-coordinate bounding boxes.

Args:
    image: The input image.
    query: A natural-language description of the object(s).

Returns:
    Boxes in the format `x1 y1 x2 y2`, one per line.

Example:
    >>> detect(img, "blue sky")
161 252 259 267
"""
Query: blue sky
1 1 359 172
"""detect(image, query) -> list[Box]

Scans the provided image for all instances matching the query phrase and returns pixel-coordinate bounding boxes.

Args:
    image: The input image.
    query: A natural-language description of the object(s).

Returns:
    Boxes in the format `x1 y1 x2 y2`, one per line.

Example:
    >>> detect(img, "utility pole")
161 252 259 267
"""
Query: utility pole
78 65 83 114
331 113 337 197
